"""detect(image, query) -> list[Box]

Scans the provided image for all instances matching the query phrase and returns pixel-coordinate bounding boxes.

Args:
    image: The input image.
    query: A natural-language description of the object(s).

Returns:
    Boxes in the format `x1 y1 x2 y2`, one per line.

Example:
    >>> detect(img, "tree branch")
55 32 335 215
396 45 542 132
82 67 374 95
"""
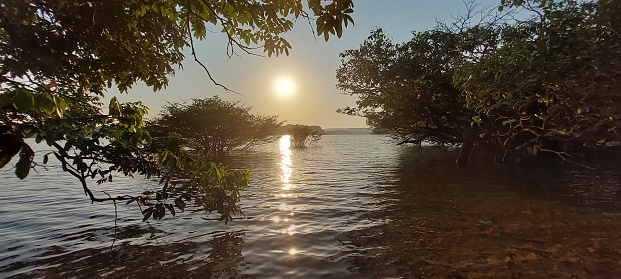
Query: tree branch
185 2 243 95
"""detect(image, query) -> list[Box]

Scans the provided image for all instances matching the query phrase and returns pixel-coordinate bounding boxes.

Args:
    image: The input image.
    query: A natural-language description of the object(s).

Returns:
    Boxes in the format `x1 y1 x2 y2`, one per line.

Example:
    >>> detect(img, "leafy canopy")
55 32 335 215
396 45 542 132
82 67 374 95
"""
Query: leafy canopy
339 0 621 165
455 0 621 162
337 28 473 146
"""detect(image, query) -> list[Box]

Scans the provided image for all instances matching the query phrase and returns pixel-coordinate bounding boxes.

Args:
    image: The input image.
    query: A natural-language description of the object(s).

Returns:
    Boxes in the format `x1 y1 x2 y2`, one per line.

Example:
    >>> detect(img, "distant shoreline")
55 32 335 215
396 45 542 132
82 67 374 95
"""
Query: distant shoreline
323 128 373 135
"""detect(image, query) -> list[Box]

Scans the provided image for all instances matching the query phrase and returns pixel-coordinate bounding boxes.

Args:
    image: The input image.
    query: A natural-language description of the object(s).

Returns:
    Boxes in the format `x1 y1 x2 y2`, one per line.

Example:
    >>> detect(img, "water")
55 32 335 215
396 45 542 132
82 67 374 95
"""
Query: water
1 135 620 278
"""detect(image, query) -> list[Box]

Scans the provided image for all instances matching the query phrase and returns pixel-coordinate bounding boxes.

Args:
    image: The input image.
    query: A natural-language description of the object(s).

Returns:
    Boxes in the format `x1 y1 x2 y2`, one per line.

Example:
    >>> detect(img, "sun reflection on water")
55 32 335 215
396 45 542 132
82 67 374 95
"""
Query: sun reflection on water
286 225 296 235
279 135 292 184
277 135 297 239
278 203 288 211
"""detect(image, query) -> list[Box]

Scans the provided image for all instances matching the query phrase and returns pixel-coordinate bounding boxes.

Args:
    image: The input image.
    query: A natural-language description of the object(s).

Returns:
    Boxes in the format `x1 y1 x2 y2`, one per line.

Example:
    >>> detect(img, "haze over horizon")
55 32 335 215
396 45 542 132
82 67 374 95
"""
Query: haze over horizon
110 0 503 129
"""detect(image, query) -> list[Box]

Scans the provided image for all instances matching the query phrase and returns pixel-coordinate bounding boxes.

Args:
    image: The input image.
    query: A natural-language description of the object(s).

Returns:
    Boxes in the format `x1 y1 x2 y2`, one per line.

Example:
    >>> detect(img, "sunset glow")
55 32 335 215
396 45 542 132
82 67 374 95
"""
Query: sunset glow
275 77 295 96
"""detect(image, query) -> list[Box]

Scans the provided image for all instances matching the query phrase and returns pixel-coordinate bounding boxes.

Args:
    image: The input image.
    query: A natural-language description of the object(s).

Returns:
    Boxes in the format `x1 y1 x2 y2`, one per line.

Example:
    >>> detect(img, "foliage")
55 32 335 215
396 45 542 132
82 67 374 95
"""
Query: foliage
149 96 281 160
340 0 620 165
1 0 355 178
148 134 249 224
0 0 354 226
337 28 472 146
286 125 322 147
455 0 621 163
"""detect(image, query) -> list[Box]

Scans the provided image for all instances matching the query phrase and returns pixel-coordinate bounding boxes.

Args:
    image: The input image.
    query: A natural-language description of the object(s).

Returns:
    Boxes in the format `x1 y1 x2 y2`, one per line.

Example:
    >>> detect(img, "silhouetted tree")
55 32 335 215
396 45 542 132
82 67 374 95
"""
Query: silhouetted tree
150 96 281 160
287 125 322 148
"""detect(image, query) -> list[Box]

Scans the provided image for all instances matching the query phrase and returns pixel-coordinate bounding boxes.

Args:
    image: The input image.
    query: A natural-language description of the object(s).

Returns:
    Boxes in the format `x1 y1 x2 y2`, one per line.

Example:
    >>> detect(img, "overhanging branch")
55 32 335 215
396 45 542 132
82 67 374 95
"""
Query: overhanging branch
185 2 243 96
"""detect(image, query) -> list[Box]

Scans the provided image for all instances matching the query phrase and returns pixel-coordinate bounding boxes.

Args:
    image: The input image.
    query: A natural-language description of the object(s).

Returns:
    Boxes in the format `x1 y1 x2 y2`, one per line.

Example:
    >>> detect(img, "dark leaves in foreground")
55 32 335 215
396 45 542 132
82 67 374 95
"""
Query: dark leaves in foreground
136 157 248 223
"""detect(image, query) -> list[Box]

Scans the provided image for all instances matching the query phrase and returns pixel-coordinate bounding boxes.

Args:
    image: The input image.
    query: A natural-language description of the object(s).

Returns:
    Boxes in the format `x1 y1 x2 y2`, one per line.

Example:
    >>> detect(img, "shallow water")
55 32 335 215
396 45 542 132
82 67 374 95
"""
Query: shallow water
1 135 620 278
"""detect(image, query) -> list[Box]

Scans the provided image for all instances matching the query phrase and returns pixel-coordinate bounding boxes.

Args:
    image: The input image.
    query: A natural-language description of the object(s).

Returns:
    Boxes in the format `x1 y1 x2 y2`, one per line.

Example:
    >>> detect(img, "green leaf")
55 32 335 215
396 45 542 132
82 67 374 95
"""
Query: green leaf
174 197 186 212
0 91 15 107
35 94 56 115
13 89 34 113
142 207 153 222
54 97 67 118
336 22 343 38
316 18 325 34
344 14 354 27
0 140 21 169
15 144 33 180
77 161 88 172
165 203 176 217
109 97 122 116
157 206 166 220
154 205 163 219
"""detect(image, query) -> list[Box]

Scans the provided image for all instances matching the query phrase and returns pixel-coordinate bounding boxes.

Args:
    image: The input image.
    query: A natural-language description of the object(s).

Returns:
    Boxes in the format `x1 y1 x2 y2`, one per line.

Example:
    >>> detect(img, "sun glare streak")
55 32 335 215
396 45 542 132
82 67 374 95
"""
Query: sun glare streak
277 135 298 250
280 135 292 184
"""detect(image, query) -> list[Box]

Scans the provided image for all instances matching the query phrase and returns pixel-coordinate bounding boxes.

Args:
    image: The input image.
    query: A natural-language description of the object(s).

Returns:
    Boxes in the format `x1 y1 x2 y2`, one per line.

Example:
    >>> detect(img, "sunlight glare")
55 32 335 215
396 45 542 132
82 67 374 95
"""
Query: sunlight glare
275 77 295 96
279 203 288 211
280 135 292 184
282 224 296 235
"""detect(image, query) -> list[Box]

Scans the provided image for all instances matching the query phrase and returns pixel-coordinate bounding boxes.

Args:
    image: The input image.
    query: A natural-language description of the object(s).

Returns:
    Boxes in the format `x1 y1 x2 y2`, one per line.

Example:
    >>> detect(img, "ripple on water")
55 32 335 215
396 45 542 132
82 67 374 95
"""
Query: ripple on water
2 135 621 278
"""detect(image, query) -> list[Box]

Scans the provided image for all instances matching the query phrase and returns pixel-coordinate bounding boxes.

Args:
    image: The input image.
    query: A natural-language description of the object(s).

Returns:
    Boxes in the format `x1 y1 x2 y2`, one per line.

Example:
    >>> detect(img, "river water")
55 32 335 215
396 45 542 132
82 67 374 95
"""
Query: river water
1 134 620 278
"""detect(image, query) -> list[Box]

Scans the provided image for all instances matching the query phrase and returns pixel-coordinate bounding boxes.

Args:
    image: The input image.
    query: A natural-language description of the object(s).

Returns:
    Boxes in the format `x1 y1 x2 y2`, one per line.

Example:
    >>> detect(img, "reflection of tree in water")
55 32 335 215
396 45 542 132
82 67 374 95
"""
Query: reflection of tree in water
342 147 621 278
4 228 248 278
205 231 247 277
210 231 244 259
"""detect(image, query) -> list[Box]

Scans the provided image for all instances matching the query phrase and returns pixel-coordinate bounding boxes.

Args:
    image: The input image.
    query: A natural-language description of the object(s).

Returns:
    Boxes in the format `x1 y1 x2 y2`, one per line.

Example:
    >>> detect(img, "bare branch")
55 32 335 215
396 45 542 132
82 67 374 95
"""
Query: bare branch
185 2 244 96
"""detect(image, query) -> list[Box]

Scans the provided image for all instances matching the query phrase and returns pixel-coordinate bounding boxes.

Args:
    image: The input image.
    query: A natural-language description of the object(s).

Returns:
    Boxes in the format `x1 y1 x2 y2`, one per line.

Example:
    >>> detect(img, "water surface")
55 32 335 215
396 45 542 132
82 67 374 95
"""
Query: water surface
1 135 620 278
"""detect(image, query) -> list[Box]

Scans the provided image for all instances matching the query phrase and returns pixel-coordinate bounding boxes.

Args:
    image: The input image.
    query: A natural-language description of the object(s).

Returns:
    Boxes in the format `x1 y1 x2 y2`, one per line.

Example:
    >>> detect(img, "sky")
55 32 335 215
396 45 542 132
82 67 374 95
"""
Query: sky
110 0 503 129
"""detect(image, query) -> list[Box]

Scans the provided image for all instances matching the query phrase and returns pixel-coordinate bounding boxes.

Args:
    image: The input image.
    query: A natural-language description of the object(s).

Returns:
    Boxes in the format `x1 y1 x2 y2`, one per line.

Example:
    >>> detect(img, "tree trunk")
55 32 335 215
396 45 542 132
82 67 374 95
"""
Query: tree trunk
456 128 475 165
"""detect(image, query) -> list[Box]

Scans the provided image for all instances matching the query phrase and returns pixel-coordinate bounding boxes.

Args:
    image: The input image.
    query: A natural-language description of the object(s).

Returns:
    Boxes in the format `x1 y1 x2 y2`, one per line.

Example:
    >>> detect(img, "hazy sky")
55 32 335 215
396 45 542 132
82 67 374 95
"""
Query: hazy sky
111 0 502 128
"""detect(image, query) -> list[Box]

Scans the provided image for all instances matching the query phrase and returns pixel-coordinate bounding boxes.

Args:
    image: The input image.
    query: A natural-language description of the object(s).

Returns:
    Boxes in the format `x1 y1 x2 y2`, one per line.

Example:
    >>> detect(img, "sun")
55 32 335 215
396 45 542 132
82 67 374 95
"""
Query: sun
275 77 295 96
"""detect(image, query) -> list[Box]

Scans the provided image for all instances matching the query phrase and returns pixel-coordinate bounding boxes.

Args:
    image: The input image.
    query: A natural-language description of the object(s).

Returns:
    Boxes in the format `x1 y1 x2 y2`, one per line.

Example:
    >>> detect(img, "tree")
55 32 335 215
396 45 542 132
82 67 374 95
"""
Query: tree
150 96 281 160
339 0 620 165
336 28 478 163
286 125 322 147
0 0 355 220
455 0 621 163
